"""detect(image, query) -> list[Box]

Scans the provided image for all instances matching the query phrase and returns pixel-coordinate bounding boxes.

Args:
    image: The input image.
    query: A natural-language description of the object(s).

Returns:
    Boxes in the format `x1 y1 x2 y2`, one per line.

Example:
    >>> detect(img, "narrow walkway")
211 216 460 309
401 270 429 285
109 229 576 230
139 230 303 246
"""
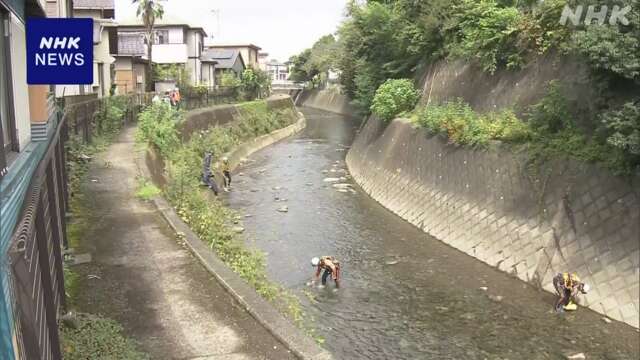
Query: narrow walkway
71 126 295 360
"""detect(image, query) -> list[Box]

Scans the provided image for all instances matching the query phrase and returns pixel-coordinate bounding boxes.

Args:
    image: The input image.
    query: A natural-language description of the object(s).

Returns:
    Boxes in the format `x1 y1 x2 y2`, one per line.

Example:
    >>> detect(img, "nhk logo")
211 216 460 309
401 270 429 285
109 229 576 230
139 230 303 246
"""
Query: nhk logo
36 37 85 66
27 18 93 84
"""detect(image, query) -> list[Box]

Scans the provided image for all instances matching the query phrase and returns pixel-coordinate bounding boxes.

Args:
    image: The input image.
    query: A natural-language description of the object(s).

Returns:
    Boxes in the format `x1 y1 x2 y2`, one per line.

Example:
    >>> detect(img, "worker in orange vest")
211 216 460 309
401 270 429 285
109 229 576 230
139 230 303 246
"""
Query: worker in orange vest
310 256 341 289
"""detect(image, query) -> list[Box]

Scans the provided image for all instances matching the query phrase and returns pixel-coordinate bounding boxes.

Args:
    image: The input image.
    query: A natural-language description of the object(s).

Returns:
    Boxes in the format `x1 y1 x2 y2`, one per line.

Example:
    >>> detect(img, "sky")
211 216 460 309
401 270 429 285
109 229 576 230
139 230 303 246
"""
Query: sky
115 0 349 62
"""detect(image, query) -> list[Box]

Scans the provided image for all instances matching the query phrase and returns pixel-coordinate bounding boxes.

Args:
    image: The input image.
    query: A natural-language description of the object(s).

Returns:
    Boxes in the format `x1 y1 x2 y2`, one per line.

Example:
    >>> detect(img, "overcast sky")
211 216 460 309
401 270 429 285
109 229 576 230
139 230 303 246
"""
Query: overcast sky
115 0 348 61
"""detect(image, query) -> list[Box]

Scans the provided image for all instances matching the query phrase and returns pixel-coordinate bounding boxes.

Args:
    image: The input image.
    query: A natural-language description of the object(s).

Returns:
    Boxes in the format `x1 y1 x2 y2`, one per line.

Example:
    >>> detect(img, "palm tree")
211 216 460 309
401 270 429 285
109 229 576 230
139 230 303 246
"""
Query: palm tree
132 0 165 91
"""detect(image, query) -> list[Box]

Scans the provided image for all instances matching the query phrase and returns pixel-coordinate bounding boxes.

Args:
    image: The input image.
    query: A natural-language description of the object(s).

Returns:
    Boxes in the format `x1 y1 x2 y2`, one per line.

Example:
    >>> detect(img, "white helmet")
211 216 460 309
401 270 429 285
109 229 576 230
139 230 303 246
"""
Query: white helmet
581 283 590 293
222 156 229 162
311 257 320 267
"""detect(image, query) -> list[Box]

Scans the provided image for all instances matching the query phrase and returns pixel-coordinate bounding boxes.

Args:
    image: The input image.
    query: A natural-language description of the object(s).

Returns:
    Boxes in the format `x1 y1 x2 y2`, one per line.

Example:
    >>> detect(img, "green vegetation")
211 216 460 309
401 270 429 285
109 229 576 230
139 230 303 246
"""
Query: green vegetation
153 63 190 88
135 177 161 200
447 0 525 73
291 0 638 106
136 102 323 343
135 102 182 158
371 79 420 121
291 0 639 173
240 67 272 100
414 100 531 146
289 35 338 86
412 81 638 174
220 71 242 87
61 313 148 360
602 102 640 156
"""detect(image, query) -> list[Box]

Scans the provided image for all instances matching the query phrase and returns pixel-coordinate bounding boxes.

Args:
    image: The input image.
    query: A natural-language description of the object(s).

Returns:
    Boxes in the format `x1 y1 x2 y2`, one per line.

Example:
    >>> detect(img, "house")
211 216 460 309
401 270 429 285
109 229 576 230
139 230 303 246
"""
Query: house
116 16 207 87
265 59 291 83
201 49 245 86
114 33 149 93
1 1 74 359
207 44 261 69
55 0 117 98
257 51 269 71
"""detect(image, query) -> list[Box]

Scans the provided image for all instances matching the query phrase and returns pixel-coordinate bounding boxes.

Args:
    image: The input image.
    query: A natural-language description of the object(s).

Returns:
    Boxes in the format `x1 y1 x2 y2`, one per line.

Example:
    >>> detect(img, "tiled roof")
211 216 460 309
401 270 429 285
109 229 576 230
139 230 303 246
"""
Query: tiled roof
73 0 115 9
118 33 145 56
201 49 245 69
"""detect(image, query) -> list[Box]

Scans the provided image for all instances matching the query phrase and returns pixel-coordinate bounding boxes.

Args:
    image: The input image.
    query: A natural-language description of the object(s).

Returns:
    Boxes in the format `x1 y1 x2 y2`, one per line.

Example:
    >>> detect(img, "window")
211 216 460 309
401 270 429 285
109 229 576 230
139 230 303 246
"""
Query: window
155 30 169 44
0 7 17 177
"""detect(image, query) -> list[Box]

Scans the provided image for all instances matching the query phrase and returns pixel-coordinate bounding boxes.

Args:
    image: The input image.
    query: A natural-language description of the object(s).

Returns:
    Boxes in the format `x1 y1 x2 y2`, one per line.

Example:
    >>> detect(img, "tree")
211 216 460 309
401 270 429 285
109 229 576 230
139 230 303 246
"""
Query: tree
288 35 339 85
288 49 313 82
240 67 271 100
133 0 165 91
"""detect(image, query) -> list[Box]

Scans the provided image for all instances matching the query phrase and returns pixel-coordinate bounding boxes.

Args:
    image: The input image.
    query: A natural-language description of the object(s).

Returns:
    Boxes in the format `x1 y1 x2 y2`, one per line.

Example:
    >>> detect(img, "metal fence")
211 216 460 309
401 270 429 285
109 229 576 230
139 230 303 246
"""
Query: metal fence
179 86 240 111
8 112 68 360
7 93 151 360
62 93 153 144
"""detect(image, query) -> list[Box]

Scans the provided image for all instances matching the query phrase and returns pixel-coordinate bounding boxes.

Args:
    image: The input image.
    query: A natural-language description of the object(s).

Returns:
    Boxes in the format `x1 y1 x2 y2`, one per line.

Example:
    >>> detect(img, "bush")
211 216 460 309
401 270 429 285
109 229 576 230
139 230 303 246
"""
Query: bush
61 313 147 360
240 68 271 100
415 99 531 146
448 0 525 73
371 79 420 121
136 103 182 157
220 72 241 87
526 80 573 133
601 102 640 156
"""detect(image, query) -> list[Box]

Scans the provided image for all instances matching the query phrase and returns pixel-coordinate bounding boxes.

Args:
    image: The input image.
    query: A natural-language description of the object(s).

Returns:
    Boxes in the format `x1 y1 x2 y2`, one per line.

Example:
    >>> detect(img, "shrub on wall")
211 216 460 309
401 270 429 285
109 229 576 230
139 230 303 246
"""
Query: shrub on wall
447 0 525 73
601 102 640 156
371 78 420 121
136 103 182 158
415 99 531 146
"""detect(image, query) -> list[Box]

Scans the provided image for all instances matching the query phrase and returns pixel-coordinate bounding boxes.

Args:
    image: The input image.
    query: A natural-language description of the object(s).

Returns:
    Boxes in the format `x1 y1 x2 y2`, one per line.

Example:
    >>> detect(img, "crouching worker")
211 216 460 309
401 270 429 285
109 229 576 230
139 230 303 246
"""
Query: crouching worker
311 256 341 289
553 272 590 312
202 151 219 196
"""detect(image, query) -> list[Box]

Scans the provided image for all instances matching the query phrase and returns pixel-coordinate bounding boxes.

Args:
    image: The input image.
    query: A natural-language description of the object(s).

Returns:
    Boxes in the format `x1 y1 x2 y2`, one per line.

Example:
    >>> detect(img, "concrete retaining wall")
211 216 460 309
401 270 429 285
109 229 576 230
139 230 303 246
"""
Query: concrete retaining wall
346 116 640 327
296 88 359 115
179 94 296 141
147 95 301 186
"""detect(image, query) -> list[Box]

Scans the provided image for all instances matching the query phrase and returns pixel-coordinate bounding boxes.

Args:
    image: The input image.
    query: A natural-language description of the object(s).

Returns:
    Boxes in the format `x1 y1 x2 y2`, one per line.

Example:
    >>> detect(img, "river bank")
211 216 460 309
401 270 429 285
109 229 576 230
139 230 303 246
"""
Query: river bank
226 106 639 359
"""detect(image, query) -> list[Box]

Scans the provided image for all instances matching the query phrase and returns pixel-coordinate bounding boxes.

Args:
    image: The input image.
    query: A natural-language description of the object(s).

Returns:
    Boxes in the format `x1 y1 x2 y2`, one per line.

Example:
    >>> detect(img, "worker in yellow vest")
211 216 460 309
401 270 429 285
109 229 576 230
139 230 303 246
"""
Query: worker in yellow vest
553 272 590 312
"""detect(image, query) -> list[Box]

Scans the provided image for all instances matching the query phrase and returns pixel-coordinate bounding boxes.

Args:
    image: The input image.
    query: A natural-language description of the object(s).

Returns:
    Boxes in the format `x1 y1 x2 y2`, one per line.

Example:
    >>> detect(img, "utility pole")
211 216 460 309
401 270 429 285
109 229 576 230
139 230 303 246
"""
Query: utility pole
210 9 220 40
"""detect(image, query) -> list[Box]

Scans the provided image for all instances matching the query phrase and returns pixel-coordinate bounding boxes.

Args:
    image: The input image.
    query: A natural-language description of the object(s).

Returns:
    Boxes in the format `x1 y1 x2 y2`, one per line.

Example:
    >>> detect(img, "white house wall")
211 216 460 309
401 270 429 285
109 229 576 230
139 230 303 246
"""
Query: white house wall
92 28 114 97
152 43 188 63
168 27 183 44
186 30 202 85
9 13 31 150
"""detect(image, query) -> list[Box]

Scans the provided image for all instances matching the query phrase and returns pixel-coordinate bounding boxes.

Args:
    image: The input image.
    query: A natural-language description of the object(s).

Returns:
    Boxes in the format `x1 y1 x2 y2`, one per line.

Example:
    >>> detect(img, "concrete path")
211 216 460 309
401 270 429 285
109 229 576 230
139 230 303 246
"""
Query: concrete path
70 126 296 360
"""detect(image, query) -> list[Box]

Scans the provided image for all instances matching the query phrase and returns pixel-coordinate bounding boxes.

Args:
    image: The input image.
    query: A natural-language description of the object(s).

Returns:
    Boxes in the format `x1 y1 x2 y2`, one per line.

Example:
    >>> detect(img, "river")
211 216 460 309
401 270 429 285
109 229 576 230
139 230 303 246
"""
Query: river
226 107 639 360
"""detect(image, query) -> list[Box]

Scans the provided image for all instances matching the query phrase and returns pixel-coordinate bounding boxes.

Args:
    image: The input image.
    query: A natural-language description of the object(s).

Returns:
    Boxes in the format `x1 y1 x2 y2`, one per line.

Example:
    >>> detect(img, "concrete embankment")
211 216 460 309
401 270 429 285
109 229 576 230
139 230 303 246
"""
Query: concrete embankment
298 88 640 328
141 95 332 360
295 88 360 115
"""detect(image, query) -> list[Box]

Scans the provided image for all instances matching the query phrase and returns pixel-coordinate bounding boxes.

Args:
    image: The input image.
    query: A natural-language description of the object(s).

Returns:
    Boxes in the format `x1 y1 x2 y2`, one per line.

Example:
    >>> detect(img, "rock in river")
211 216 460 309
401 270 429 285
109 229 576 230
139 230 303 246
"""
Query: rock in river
332 183 352 189
323 178 341 183
565 353 586 360
232 226 245 234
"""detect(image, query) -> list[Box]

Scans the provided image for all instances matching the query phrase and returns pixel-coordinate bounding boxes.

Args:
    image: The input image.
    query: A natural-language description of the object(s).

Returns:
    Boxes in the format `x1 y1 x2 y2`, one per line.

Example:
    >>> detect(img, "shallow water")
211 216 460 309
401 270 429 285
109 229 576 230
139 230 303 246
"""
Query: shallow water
226 108 639 360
